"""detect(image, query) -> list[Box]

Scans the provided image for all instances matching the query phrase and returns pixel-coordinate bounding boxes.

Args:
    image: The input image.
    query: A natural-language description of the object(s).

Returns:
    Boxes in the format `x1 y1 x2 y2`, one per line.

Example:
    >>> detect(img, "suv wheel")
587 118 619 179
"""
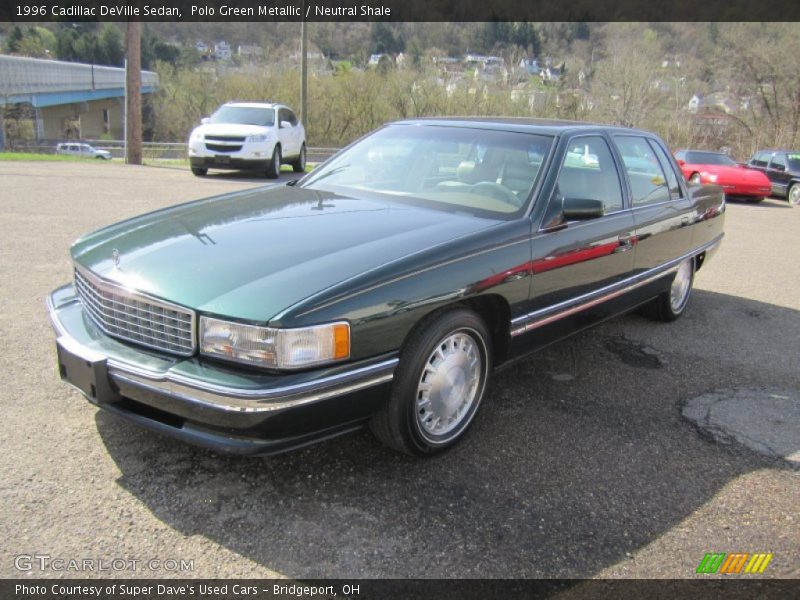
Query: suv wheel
292 144 307 173
369 308 491 455
267 145 281 179
789 183 800 207
191 167 207 177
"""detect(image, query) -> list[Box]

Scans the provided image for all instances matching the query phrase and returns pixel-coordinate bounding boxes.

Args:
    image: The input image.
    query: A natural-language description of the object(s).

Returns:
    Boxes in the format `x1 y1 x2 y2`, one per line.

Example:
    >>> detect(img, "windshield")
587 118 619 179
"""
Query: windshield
209 106 275 126
301 125 553 217
684 151 737 166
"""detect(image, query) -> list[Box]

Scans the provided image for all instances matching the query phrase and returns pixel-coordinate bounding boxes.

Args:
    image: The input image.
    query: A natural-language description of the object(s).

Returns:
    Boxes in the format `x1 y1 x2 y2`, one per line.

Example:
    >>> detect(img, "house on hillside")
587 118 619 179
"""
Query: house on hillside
540 64 564 84
519 58 541 75
237 45 263 60
214 41 232 61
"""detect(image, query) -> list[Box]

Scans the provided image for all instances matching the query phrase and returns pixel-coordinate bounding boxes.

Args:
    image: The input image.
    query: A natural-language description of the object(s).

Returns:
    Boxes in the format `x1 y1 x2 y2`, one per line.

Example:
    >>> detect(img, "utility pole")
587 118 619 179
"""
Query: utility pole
300 4 308 129
125 21 142 165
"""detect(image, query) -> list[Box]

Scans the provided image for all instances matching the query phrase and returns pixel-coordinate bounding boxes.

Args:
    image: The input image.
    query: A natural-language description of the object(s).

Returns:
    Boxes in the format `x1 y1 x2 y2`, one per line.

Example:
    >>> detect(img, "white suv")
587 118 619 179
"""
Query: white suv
56 143 112 160
188 102 306 178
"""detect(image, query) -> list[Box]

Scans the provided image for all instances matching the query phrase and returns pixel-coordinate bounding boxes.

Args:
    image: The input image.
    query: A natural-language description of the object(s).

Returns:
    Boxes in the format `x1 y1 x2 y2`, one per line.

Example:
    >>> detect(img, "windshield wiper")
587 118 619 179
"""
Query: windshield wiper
302 165 350 186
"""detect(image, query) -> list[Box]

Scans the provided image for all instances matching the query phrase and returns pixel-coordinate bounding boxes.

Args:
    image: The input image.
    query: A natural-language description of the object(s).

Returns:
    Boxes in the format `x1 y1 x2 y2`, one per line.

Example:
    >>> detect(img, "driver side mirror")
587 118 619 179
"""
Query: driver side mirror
540 196 605 232
280 120 292 129
200 117 210 125
563 198 605 220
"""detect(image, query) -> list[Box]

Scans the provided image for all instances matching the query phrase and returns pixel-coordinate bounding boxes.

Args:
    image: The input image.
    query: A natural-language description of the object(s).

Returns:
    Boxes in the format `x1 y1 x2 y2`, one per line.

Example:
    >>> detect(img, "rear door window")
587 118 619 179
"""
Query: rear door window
614 136 671 206
769 153 786 171
647 140 683 199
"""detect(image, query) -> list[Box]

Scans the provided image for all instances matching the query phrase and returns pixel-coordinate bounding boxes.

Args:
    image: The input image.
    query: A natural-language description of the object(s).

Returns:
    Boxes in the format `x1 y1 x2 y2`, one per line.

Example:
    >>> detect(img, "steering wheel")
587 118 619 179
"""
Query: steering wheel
471 181 522 207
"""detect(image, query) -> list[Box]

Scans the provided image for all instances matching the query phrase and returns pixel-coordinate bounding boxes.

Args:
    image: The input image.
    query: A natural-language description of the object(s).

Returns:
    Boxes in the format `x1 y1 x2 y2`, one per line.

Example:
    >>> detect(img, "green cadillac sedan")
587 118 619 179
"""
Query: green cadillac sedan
48 118 725 456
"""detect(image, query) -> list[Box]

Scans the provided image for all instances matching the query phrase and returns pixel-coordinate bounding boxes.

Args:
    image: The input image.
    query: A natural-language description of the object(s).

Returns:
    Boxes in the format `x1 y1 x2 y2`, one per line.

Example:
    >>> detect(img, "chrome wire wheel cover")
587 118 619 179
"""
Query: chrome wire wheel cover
415 332 483 440
789 185 800 207
670 259 693 312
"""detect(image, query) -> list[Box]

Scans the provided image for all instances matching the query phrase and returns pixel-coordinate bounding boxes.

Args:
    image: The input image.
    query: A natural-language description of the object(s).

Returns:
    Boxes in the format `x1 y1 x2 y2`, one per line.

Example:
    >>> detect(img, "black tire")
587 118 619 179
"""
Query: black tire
191 167 207 176
266 145 281 179
292 144 307 173
688 172 701 185
369 308 492 456
641 257 695 322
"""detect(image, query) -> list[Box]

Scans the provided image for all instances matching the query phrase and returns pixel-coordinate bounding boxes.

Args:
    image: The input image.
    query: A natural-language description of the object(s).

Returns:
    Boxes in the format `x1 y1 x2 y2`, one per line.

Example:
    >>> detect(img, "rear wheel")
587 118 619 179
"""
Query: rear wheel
788 183 800 207
266 145 281 179
369 308 491 455
641 257 695 322
191 167 207 176
292 144 307 173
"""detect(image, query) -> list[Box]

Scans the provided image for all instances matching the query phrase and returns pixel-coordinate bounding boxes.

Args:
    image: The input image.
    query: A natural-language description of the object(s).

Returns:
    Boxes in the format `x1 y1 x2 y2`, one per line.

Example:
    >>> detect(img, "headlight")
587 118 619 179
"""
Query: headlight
246 134 269 143
199 317 350 369
189 130 204 142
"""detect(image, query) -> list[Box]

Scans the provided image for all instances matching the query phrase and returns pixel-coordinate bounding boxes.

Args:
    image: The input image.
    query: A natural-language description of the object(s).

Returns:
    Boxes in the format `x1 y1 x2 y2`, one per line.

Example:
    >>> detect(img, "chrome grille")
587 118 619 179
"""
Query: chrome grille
205 135 245 153
74 267 196 356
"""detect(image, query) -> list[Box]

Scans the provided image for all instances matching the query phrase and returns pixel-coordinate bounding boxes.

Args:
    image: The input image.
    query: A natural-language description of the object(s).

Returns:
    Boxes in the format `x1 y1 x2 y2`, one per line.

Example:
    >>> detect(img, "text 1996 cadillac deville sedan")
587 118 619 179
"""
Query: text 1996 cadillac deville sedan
48 119 725 456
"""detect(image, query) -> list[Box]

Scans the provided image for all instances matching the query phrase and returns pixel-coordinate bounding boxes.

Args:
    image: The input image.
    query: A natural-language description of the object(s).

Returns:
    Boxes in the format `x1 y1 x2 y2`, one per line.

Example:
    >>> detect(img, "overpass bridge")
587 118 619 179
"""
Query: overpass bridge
0 54 158 148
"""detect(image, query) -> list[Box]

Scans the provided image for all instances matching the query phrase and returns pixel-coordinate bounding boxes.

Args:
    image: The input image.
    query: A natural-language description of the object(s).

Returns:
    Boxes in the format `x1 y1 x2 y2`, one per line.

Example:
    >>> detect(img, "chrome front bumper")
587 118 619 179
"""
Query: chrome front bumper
47 284 397 454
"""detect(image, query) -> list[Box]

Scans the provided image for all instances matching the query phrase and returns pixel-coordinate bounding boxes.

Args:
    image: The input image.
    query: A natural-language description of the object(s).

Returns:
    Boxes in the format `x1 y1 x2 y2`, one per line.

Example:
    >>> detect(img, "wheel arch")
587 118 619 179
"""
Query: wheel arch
398 294 512 369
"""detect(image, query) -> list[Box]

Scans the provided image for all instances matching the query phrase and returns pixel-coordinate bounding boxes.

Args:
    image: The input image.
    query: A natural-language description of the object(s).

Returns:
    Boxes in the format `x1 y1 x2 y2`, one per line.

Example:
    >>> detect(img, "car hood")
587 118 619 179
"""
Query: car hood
71 186 499 322
690 164 770 183
191 123 273 138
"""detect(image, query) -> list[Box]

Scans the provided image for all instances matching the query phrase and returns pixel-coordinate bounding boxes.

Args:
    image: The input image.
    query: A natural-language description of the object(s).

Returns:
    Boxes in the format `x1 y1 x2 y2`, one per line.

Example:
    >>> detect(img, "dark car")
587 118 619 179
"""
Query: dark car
747 149 800 207
47 118 725 457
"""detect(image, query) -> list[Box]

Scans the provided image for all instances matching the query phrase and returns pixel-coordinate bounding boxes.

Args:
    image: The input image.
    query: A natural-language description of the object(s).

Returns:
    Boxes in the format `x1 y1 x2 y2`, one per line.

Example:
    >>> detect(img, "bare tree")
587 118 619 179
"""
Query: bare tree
589 26 666 129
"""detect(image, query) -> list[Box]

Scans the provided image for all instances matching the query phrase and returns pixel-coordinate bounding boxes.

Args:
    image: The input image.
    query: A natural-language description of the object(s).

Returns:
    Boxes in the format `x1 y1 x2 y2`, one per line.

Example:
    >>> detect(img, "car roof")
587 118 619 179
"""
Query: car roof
675 149 726 154
390 116 650 137
222 102 285 109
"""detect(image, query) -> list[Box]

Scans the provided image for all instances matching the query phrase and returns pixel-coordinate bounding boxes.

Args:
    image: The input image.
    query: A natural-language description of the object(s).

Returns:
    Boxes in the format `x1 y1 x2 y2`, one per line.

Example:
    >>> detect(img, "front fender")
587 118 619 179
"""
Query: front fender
273 220 533 361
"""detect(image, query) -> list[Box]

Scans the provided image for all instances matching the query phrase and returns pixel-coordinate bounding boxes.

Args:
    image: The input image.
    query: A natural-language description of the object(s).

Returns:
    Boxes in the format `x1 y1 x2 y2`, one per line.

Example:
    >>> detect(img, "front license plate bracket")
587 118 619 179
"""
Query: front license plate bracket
56 337 121 404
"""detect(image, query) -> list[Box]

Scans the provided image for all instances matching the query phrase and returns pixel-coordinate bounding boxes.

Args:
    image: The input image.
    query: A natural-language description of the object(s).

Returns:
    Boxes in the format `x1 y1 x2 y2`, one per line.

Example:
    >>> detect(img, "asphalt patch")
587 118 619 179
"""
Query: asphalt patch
682 388 800 466
603 336 662 369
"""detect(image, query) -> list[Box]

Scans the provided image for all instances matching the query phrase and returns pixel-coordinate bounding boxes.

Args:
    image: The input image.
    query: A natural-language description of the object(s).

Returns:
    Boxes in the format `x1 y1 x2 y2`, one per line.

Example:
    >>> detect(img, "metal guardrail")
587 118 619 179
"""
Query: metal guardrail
4 140 339 162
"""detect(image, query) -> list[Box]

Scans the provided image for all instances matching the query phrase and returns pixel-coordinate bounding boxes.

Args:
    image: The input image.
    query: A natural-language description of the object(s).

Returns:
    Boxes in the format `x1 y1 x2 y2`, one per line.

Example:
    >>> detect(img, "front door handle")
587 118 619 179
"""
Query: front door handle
614 234 635 253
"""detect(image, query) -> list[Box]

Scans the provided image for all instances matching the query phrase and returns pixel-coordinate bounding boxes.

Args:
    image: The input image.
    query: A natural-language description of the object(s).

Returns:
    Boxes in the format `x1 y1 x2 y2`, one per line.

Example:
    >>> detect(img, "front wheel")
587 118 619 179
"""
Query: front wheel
788 183 800 207
266 145 281 179
369 308 491 455
292 144 307 173
641 257 695 322
191 167 207 176
688 173 702 185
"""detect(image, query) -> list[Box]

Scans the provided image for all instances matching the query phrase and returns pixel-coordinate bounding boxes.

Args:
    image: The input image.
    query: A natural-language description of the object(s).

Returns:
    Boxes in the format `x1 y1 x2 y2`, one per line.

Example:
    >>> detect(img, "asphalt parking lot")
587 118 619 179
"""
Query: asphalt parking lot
0 160 797 579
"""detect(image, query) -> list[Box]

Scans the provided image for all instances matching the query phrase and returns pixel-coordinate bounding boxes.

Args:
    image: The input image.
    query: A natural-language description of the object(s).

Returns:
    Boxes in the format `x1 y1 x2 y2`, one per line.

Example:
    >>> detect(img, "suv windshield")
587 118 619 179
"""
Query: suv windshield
684 151 736 166
209 106 275 126
301 124 553 218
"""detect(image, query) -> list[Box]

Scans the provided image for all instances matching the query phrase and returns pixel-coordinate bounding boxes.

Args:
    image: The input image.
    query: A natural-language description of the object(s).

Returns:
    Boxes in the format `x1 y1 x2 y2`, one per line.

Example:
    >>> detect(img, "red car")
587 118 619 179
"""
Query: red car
674 149 772 203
